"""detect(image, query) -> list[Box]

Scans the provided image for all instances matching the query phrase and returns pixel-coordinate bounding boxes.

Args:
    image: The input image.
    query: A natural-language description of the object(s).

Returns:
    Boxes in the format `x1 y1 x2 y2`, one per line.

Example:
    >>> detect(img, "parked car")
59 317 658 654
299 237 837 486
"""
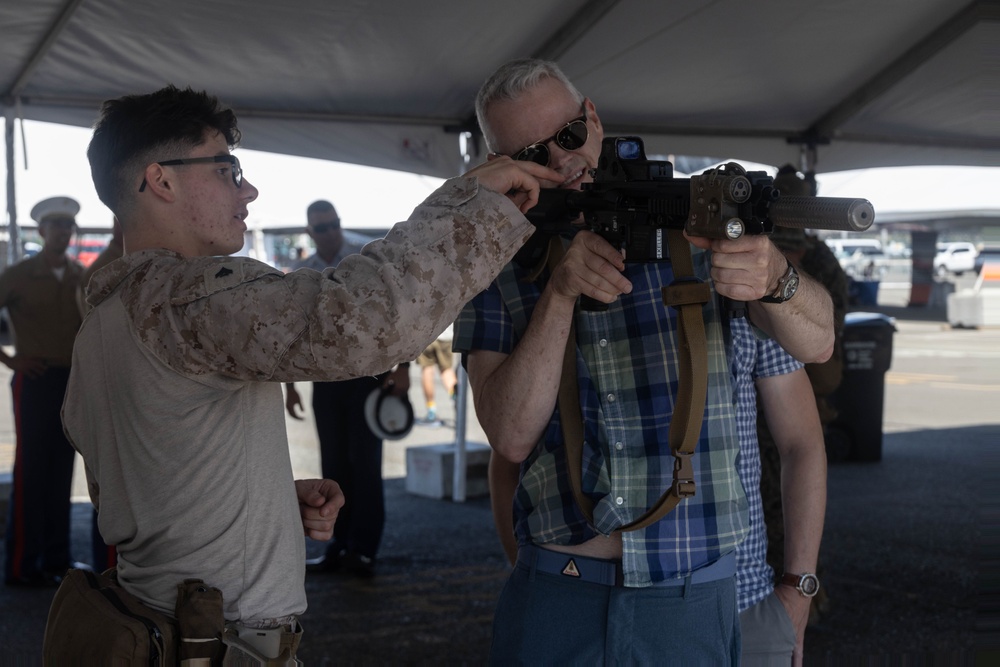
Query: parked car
825 239 884 261
934 242 978 277
825 238 887 280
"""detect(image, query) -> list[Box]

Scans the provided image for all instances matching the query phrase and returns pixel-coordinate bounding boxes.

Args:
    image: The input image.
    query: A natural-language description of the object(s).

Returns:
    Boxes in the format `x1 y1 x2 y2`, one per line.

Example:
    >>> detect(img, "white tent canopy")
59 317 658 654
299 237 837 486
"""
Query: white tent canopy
3 0 998 182
4 0 997 501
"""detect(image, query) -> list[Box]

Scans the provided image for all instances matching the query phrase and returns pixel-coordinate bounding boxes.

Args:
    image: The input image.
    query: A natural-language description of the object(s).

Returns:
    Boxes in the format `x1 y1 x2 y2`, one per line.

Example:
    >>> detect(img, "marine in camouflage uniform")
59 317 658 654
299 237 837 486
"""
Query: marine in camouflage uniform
63 176 535 625
54 85 559 661
757 169 850 621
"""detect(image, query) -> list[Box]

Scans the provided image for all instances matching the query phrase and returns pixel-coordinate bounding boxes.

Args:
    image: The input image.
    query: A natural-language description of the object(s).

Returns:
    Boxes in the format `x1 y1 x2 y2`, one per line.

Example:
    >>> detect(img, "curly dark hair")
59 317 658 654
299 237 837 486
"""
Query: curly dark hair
87 85 241 215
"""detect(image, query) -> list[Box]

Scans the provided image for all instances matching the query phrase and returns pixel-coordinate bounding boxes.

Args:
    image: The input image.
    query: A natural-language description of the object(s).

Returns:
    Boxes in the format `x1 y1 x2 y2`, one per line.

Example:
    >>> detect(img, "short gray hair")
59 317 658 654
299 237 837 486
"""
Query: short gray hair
475 59 585 153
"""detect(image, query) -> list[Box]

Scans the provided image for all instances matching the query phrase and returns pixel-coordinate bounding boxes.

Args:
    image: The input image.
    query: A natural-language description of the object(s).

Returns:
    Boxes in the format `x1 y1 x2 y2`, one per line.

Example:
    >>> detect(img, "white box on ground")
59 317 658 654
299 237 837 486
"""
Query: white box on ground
948 262 1000 328
405 442 491 499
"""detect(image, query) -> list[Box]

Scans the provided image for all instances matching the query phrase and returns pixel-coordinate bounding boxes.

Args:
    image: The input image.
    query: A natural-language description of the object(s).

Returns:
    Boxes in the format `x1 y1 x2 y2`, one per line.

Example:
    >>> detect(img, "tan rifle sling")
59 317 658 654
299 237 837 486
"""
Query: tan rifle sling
546 230 711 531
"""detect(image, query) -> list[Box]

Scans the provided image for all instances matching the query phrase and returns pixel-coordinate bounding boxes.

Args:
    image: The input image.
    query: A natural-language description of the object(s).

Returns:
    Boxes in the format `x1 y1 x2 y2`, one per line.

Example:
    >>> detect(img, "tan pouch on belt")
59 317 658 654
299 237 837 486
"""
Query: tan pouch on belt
42 568 178 666
176 578 226 665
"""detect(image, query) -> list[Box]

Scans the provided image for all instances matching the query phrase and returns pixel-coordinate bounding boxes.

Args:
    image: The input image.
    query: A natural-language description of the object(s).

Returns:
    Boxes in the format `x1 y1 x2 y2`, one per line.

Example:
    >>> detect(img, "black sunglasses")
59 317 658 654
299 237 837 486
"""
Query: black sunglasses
512 104 589 167
138 155 243 192
309 221 341 234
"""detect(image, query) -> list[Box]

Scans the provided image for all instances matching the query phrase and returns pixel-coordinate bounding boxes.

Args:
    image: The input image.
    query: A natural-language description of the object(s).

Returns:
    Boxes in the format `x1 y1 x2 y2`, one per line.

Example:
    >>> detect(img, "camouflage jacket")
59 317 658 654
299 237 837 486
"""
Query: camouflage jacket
62 176 532 623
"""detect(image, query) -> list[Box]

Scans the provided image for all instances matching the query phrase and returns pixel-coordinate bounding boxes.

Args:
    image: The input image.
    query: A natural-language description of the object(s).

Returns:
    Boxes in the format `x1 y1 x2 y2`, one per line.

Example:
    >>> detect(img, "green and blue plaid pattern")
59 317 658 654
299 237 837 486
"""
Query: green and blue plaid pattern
729 317 802 609
455 244 751 585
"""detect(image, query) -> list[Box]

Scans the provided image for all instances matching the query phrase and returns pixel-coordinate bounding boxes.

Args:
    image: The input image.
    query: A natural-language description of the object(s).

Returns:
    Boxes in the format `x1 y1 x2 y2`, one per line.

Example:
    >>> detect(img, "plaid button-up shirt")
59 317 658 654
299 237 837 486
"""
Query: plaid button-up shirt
455 243 768 586
729 317 803 610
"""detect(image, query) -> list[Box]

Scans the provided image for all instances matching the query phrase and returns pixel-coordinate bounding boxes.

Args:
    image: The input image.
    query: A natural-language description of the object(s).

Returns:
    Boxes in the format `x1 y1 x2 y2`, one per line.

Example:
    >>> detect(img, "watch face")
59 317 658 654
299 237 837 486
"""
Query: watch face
799 574 820 596
782 272 800 300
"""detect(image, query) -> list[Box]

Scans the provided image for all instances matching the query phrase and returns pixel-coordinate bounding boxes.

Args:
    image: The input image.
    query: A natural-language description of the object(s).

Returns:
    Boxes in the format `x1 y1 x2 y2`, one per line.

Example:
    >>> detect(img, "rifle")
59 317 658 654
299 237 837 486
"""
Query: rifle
525 136 874 262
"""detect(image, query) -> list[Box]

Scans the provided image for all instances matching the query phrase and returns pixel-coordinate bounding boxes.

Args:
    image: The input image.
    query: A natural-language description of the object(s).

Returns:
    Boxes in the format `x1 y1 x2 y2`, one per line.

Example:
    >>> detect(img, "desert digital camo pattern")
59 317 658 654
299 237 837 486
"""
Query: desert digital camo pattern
62 175 534 622
83 176 534 382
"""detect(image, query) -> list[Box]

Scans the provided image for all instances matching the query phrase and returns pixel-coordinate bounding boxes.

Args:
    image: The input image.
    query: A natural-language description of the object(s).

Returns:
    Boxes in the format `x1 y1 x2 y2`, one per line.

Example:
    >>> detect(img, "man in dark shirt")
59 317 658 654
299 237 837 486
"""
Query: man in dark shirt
1 196 83 587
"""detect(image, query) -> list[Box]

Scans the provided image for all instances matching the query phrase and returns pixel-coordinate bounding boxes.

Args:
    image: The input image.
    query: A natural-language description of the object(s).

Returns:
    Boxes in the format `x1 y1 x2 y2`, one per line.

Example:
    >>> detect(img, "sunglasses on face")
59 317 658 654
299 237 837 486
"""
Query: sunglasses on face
310 221 341 234
512 104 589 167
138 155 243 192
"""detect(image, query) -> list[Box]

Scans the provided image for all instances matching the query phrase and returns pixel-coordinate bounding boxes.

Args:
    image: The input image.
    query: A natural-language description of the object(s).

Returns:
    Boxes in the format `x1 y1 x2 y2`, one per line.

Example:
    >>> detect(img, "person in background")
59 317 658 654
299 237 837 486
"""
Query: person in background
414 326 457 426
285 200 409 579
755 165 850 629
2 196 83 587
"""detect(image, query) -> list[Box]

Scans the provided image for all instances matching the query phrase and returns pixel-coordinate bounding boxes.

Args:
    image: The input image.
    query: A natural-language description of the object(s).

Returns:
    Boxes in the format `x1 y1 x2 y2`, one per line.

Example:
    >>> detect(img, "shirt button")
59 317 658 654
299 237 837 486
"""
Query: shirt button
599 338 608 347
607 393 615 402
615 497 624 506
615 441 623 450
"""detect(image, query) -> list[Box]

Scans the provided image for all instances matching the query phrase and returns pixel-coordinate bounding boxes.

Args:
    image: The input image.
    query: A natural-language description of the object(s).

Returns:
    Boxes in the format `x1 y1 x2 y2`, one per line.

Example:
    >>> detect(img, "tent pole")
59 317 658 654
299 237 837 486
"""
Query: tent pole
799 142 819 196
452 131 474 503
4 108 20 271
453 363 470 503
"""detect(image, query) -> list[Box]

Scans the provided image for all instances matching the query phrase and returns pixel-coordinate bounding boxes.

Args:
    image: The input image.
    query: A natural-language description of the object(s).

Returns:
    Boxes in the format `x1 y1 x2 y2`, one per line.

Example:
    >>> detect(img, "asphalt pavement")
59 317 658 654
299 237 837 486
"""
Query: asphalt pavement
0 279 996 664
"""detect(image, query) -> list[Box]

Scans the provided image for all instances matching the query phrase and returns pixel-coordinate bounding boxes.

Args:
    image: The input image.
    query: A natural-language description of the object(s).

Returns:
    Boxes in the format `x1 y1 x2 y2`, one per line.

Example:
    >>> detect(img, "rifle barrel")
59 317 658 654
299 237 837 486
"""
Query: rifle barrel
770 196 875 233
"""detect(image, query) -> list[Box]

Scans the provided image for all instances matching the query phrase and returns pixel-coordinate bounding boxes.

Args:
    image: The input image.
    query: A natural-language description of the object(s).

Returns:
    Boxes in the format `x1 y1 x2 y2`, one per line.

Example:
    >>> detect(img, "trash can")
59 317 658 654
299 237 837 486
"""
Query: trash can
826 312 897 462
848 278 879 306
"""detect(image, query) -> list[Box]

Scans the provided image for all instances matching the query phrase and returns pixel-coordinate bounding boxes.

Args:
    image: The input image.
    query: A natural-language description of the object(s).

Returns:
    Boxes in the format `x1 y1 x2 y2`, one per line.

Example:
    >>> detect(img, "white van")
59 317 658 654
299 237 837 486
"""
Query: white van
825 239 884 260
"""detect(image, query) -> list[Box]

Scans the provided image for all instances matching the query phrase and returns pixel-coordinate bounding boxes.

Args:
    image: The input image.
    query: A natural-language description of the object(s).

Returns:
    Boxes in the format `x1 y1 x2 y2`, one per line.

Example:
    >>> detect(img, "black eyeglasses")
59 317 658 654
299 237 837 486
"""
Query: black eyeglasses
512 104 589 167
138 155 243 192
309 221 341 234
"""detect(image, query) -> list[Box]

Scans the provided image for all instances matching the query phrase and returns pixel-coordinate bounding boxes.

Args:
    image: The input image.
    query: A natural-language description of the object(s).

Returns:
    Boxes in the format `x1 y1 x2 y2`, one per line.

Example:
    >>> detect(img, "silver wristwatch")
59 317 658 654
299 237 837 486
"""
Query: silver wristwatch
759 260 800 304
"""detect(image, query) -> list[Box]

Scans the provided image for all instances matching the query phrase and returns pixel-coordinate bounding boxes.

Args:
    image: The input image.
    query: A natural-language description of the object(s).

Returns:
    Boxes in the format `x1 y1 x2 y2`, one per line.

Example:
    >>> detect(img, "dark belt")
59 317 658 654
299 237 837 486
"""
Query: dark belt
516 544 735 588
